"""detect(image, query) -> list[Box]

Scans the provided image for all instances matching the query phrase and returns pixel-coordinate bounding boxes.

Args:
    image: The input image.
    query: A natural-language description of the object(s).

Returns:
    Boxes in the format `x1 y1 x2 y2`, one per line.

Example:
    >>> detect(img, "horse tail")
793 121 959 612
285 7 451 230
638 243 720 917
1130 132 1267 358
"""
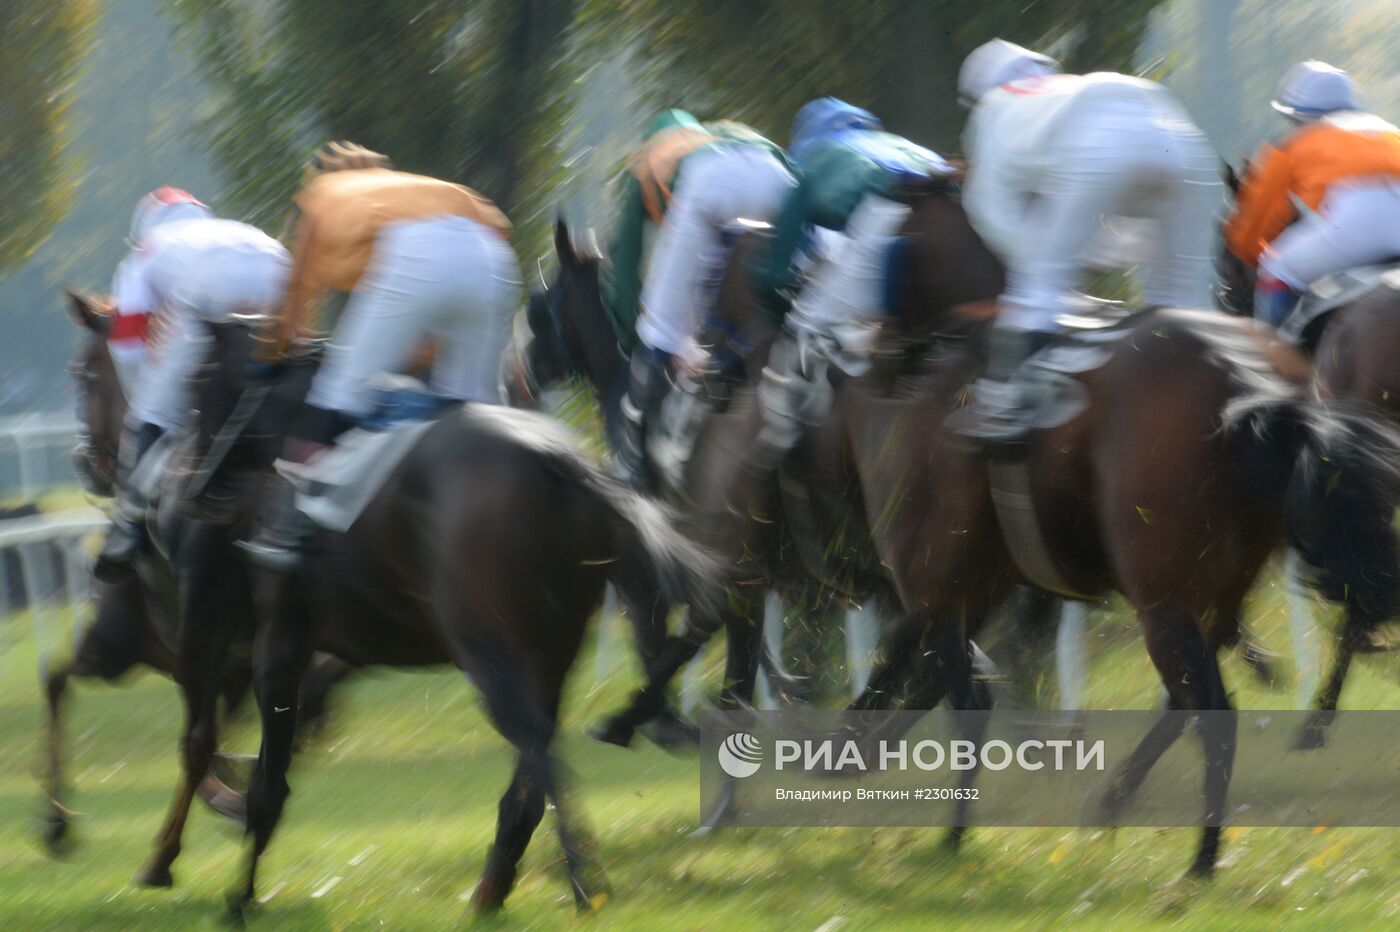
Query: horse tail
1228 391 1400 627
585 476 726 619
461 406 726 616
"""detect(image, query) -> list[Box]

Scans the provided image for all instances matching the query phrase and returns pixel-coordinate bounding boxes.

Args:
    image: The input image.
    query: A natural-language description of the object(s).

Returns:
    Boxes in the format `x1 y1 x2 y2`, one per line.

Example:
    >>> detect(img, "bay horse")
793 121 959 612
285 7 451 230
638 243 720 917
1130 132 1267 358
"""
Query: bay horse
158 322 722 917
57 293 349 855
848 192 1400 876
1215 166 1400 744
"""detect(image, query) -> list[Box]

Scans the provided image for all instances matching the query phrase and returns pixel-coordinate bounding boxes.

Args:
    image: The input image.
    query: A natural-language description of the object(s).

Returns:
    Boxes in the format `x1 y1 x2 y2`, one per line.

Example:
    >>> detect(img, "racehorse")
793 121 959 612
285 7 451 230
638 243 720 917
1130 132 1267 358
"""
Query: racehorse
510 220 908 753
150 321 720 917
1215 165 1400 744
853 192 1400 876
58 293 349 855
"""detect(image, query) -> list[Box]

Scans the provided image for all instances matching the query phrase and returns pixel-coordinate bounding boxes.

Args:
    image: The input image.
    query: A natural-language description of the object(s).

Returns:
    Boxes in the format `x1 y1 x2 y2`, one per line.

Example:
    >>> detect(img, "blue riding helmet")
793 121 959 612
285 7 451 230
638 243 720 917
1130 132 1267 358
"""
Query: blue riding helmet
789 97 882 169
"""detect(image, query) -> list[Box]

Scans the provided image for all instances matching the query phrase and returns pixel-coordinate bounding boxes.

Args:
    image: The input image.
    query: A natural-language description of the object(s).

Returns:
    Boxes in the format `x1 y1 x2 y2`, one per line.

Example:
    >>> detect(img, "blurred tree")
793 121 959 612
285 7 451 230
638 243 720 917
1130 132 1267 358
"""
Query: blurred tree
0 0 97 274
588 0 1167 151
163 0 576 255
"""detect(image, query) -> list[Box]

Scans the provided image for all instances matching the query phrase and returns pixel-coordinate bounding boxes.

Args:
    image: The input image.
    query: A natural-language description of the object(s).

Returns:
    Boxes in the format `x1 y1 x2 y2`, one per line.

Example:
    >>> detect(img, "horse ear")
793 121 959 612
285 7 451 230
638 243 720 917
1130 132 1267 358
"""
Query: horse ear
65 288 110 336
1223 162 1241 195
554 214 576 267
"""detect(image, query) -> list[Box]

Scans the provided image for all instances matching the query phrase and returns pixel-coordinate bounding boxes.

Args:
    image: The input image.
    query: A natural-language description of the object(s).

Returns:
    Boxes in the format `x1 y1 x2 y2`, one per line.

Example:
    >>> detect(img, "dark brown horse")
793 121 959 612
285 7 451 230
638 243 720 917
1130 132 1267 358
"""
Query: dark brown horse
853 194 1400 876
56 293 349 854
1215 167 1400 744
511 220 909 756
159 322 722 917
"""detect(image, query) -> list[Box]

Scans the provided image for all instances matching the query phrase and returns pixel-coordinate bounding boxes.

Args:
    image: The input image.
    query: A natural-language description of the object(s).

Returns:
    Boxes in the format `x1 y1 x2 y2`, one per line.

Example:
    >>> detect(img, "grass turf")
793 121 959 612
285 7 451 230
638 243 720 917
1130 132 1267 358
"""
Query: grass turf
1 570 1398 930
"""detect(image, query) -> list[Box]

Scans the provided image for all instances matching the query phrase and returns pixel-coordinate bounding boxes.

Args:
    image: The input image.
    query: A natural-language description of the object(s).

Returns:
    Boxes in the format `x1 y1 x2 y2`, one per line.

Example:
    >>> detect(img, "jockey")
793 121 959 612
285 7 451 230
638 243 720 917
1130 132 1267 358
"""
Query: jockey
956 39 1220 443
237 141 521 572
1225 61 1400 327
753 97 955 460
94 191 291 581
607 109 796 491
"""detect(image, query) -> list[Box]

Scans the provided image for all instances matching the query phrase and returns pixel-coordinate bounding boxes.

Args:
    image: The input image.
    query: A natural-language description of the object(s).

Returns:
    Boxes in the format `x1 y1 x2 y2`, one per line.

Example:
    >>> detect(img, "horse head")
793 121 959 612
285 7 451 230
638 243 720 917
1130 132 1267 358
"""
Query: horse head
64 290 124 497
508 217 624 409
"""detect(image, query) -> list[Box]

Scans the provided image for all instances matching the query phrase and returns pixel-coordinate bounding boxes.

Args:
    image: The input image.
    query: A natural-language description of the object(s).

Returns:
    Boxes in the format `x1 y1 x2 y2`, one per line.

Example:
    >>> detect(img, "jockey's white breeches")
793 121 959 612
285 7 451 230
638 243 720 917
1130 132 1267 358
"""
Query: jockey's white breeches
635 145 796 360
128 247 290 432
1260 181 1400 290
998 97 1220 333
788 194 910 341
307 215 521 416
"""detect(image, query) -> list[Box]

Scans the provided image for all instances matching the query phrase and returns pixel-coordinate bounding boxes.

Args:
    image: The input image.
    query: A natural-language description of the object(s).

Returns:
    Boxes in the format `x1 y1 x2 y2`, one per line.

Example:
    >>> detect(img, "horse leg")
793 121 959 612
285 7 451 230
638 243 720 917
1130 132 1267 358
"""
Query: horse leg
1121 606 1235 878
848 612 928 712
463 642 604 914
233 579 313 917
719 591 764 708
591 601 728 748
619 586 696 749
42 659 77 852
470 754 548 911
910 613 986 854
1296 624 1362 750
137 552 238 888
135 673 220 887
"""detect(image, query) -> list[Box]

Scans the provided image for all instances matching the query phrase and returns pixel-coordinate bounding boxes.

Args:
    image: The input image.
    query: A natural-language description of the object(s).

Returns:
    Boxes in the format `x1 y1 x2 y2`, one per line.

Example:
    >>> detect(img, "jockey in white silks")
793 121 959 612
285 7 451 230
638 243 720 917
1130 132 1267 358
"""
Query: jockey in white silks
957 39 1221 444
95 189 291 580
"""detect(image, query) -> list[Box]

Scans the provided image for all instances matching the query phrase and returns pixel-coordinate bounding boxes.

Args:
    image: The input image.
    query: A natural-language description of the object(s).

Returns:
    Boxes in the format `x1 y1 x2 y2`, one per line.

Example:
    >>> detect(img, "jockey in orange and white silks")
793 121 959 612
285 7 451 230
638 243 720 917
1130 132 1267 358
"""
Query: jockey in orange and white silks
95 189 292 580
955 39 1221 444
238 141 522 573
1224 61 1400 326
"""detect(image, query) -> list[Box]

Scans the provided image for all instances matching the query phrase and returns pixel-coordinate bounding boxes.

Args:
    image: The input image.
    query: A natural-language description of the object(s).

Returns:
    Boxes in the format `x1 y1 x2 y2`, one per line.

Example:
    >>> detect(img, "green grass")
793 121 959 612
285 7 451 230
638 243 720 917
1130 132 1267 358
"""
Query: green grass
2 571 1399 930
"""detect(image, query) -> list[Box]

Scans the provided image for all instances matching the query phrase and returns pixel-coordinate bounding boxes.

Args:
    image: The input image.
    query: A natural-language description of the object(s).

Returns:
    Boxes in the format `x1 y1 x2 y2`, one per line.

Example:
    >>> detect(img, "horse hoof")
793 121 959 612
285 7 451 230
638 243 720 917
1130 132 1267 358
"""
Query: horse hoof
42 811 72 856
1152 871 1207 916
937 827 966 857
576 889 610 914
1293 724 1328 751
643 713 699 751
134 863 174 888
588 718 635 749
224 890 253 926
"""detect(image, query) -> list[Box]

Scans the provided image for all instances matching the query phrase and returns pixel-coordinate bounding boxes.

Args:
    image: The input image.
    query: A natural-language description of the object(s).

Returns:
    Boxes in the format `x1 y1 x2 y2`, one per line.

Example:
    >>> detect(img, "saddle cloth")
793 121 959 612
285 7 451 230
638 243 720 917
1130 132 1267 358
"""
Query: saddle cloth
1283 263 1400 341
286 380 458 533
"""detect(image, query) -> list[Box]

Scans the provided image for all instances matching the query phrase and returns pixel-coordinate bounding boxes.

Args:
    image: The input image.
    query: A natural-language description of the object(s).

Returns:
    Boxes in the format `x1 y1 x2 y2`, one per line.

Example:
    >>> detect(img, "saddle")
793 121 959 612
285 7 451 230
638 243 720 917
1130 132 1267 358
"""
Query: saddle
1283 263 1400 344
288 377 460 534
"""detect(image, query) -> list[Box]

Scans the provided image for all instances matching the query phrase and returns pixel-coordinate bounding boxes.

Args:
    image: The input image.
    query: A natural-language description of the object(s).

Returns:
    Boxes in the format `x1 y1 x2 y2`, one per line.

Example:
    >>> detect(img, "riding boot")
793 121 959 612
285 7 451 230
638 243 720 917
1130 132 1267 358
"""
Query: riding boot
93 421 164 583
752 333 812 474
958 325 1056 446
613 344 672 492
236 404 347 573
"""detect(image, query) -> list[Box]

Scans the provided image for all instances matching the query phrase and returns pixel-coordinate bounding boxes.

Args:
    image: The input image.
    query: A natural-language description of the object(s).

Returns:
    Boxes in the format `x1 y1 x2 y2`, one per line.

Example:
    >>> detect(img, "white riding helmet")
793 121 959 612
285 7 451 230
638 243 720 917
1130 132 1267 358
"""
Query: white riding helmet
128 187 212 247
958 39 1059 108
1271 61 1360 122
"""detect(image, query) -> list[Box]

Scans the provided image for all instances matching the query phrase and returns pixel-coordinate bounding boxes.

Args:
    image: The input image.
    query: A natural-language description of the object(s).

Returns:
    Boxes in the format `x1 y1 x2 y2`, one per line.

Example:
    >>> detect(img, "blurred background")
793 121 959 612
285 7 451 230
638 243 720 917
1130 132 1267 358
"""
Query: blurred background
5 0 1400 421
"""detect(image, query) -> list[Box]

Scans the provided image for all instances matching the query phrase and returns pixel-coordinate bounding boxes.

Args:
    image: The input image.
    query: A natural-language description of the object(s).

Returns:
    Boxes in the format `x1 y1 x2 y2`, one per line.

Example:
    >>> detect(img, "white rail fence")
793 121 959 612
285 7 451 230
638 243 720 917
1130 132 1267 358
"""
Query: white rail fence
0 413 109 681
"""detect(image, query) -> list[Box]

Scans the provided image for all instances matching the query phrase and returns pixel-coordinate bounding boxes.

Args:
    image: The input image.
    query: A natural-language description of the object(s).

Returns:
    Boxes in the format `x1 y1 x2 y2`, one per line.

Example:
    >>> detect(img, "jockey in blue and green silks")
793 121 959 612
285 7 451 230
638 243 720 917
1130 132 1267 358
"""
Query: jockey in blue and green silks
604 108 795 491
751 97 954 462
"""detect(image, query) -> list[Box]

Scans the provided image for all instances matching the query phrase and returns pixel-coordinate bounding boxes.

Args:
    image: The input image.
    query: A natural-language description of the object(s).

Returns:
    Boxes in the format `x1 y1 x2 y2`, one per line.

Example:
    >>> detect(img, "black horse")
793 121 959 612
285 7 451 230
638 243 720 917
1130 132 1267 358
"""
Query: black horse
144 322 722 917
